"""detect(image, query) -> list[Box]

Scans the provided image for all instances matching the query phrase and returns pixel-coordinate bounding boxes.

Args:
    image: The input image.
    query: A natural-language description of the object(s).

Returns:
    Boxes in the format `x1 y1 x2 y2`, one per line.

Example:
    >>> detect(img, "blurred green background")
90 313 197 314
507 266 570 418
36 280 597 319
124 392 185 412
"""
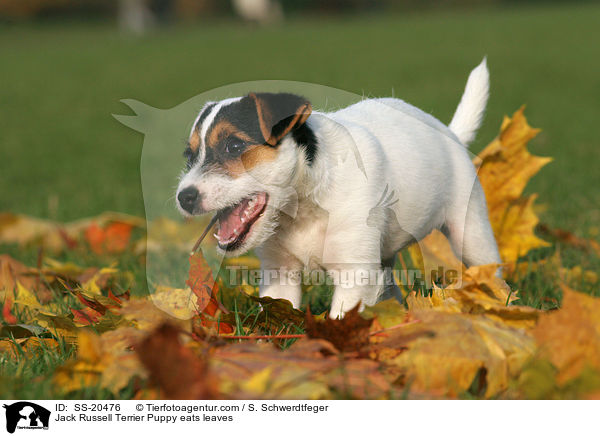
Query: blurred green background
1 0 599 236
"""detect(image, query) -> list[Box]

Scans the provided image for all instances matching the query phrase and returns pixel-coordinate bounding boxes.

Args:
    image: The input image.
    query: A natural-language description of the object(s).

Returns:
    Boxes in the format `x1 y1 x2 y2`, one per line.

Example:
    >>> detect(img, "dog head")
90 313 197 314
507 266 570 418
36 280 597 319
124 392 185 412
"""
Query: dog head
176 92 317 256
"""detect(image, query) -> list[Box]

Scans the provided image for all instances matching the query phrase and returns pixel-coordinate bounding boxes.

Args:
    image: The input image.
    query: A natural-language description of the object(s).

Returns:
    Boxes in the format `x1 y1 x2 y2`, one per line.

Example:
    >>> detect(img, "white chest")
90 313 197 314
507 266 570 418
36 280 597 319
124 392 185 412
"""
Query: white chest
274 201 330 269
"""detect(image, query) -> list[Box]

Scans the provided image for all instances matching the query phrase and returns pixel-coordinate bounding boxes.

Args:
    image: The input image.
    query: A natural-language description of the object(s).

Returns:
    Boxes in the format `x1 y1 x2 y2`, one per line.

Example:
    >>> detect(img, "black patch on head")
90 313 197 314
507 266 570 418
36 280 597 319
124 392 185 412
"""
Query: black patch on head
252 93 310 144
212 98 265 144
292 123 318 165
202 93 315 167
202 97 265 167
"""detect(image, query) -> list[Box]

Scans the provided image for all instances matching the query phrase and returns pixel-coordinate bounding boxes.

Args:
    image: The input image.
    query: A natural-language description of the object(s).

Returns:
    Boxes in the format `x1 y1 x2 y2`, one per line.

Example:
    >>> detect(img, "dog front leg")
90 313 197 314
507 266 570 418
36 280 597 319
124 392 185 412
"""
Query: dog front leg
258 269 302 309
322 225 384 318
257 246 303 309
327 263 384 319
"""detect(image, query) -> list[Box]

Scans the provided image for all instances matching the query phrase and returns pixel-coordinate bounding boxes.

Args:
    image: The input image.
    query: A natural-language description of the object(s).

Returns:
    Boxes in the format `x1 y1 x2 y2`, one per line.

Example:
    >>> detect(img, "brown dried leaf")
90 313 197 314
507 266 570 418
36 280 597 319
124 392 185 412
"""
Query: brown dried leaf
305 304 373 353
213 338 392 399
244 293 305 332
137 323 215 399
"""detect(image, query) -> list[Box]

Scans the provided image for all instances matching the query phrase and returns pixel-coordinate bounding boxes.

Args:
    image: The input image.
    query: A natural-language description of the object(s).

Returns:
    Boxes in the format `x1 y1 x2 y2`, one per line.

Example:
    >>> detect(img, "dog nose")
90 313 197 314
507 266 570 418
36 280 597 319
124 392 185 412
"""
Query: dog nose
178 186 200 214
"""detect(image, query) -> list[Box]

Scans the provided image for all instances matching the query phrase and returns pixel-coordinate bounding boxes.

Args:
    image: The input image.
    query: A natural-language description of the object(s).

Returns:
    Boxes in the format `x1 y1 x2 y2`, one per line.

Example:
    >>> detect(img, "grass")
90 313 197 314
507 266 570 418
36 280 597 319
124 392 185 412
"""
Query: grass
1 3 600 399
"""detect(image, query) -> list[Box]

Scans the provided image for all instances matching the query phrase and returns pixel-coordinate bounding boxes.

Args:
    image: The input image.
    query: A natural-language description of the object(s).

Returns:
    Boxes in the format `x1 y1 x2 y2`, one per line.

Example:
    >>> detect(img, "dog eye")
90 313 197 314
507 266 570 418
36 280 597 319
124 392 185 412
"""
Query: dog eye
183 146 198 169
225 139 246 157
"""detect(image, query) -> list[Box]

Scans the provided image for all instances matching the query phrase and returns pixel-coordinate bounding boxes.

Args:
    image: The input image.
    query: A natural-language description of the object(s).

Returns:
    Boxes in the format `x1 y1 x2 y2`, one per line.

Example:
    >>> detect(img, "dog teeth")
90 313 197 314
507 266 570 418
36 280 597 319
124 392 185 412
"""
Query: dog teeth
241 216 247 223
213 232 220 241
233 229 239 235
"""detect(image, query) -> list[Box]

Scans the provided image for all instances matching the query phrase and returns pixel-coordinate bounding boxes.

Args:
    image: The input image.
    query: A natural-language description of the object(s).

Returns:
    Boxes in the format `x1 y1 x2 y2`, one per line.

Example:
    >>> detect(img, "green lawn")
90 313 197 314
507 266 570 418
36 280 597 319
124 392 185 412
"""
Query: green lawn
1 3 600 399
1 2 599 232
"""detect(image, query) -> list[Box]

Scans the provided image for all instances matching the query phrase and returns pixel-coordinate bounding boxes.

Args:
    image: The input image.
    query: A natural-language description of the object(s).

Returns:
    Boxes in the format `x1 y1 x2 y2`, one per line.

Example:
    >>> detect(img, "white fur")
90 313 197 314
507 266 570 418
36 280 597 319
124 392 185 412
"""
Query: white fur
177 59 501 318
448 58 490 146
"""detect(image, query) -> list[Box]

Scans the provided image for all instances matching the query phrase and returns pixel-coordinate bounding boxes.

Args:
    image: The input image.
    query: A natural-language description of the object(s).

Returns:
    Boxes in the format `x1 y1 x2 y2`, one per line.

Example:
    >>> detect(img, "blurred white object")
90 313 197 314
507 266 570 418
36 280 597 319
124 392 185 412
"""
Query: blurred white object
118 0 155 35
232 0 283 24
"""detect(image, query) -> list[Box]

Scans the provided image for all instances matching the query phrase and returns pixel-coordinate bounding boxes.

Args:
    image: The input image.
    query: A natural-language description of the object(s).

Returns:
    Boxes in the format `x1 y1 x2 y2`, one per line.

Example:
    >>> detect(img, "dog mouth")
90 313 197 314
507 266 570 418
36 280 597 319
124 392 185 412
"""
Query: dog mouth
215 192 269 251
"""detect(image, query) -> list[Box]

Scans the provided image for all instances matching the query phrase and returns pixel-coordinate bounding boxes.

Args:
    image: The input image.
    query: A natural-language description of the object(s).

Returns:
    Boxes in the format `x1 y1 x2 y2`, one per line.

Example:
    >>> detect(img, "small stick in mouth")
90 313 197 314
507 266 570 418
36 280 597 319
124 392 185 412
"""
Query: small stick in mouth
190 214 219 255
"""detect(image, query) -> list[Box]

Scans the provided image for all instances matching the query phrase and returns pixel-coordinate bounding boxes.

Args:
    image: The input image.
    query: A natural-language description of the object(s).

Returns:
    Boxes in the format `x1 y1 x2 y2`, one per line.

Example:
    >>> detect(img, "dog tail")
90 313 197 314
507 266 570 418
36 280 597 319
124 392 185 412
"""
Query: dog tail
449 57 489 147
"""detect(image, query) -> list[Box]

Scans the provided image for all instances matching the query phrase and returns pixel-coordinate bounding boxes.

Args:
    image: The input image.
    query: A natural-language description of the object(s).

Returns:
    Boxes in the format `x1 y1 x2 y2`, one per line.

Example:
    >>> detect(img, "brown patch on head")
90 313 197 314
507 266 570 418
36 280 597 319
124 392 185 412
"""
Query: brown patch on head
188 130 201 153
224 145 279 178
206 119 254 150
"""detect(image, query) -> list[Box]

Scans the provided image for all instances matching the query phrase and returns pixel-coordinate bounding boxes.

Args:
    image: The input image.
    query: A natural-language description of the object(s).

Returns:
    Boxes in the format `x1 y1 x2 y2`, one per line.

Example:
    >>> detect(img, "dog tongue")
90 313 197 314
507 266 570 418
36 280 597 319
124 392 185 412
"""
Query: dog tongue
217 193 267 244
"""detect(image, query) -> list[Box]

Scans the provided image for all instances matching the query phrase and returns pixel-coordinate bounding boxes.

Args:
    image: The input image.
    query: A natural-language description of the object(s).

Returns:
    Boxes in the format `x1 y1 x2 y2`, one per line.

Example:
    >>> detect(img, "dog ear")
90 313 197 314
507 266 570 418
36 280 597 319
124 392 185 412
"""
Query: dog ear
249 93 312 146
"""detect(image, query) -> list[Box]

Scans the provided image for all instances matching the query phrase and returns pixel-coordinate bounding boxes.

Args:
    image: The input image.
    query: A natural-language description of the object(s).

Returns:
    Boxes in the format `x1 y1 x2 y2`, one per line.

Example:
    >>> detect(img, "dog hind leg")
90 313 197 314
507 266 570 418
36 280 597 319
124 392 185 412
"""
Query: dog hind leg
445 184 501 270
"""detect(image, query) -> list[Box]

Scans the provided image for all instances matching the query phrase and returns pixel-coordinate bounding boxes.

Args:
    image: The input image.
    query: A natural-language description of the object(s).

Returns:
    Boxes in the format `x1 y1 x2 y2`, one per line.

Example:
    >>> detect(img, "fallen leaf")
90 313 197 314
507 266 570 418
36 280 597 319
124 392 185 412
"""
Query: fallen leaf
85 222 134 255
186 250 227 316
244 293 305 332
476 107 551 262
136 323 215 399
0 323 46 339
305 305 373 353
0 255 53 303
71 307 102 326
213 338 393 399
405 265 540 329
1 298 17 324
532 285 600 384
0 213 65 252
0 212 143 254
54 328 145 395
0 337 59 359
384 311 536 397
362 298 408 329
53 330 105 392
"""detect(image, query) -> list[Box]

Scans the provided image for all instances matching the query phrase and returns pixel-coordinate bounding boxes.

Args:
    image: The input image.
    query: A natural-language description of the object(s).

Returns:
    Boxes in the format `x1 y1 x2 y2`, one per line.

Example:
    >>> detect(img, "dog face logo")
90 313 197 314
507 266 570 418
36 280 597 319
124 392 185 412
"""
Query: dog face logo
2 402 50 433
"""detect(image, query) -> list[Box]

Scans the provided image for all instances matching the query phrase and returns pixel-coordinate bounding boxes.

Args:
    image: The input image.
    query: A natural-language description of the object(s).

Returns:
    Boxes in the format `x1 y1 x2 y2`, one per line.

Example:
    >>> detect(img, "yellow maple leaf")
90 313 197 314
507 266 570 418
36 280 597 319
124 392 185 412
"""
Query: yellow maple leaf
54 328 146 395
476 106 552 262
386 311 536 397
532 285 600 385
405 265 540 329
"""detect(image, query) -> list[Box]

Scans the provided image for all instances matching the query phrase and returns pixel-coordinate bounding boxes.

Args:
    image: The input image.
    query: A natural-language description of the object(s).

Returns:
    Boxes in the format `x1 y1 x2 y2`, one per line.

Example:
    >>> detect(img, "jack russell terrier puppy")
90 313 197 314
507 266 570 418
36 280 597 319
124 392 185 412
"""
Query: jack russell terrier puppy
176 59 501 318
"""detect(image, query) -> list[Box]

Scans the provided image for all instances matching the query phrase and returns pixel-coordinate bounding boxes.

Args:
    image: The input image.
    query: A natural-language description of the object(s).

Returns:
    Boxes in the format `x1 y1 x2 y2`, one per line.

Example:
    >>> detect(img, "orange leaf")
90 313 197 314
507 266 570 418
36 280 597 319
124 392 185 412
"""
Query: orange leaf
104 222 133 253
84 222 105 254
84 221 133 254
198 314 235 334
71 307 102 326
2 297 17 324
186 251 227 316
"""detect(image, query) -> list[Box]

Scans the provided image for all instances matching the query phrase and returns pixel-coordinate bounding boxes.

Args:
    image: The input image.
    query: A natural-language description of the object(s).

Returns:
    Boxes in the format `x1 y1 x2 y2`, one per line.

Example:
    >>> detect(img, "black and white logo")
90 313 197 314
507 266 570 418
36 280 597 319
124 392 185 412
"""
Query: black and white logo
2 402 50 434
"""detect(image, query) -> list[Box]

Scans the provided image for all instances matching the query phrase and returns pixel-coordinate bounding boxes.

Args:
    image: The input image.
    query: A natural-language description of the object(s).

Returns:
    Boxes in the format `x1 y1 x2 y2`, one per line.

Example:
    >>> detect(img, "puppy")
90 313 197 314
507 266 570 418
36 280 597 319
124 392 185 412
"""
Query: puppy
176 59 501 318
